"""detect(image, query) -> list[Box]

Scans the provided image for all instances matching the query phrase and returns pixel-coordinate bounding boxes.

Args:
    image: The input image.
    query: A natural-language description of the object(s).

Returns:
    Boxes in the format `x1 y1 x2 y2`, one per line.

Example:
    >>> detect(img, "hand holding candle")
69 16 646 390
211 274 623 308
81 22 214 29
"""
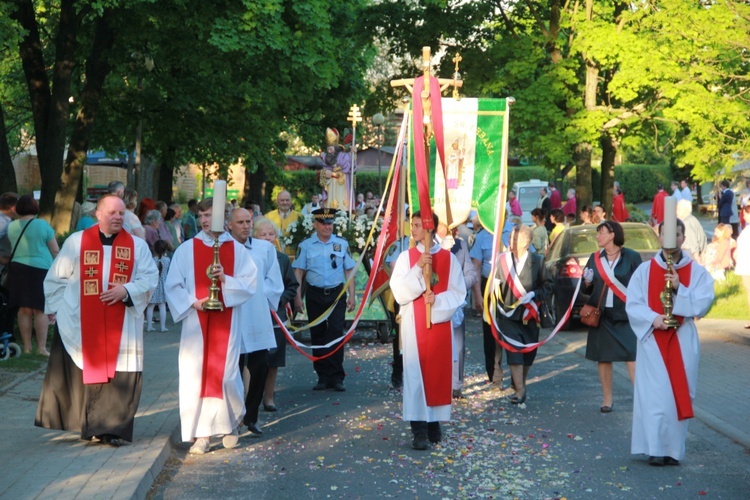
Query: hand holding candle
211 180 227 232
662 197 677 249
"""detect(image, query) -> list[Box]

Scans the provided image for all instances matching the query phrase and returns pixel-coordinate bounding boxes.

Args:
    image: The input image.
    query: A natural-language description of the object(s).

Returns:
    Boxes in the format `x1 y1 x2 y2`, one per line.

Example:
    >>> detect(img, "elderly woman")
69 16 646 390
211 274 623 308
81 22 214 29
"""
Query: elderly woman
143 209 163 255
494 224 552 404
582 220 642 412
562 188 577 218
123 188 145 239
75 201 97 230
253 218 299 411
7 195 59 355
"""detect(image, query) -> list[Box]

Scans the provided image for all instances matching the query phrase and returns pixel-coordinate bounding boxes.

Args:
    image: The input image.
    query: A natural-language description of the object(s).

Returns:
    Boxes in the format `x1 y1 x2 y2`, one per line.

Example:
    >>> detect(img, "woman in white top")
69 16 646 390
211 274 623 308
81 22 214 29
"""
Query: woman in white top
735 201 750 329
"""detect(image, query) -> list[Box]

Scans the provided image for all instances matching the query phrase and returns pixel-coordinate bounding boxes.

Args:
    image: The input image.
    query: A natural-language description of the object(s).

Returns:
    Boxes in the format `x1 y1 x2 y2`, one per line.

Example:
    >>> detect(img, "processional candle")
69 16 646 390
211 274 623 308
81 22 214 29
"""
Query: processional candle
211 180 227 233
662 197 677 249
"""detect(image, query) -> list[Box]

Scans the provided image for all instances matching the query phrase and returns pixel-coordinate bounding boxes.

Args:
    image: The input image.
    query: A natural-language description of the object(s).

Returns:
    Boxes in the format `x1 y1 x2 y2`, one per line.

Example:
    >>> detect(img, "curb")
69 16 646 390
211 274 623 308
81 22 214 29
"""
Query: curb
133 425 182 500
0 366 45 396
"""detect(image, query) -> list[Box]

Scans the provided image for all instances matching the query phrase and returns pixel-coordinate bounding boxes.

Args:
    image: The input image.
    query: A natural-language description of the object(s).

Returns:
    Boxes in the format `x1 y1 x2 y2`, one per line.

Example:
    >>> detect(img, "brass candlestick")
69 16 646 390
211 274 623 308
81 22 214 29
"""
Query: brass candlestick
203 234 224 311
659 249 680 328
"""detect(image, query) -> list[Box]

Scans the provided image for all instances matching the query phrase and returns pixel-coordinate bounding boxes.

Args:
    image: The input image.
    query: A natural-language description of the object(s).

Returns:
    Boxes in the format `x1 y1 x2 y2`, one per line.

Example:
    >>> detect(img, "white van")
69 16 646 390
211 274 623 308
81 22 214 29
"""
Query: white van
511 179 549 226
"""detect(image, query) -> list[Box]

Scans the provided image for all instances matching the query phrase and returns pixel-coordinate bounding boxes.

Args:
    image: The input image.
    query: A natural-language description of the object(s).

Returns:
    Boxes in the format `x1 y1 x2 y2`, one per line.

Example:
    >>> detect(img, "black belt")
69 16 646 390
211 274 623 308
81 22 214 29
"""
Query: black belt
308 284 344 296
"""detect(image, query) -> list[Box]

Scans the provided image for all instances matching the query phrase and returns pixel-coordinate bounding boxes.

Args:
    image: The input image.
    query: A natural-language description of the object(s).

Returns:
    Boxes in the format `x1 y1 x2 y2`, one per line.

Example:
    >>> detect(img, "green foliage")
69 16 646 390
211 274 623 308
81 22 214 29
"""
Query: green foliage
613 165 672 203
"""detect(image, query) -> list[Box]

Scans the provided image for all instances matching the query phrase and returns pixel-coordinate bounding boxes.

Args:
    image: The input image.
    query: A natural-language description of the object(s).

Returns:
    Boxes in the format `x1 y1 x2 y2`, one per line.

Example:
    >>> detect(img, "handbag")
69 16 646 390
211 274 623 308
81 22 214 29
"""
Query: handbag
0 219 34 291
580 281 607 328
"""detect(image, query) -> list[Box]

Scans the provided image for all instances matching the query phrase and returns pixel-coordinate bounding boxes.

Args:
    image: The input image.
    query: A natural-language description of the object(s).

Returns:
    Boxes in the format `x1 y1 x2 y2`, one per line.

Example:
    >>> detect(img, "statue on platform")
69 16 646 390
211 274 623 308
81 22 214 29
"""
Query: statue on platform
318 127 353 212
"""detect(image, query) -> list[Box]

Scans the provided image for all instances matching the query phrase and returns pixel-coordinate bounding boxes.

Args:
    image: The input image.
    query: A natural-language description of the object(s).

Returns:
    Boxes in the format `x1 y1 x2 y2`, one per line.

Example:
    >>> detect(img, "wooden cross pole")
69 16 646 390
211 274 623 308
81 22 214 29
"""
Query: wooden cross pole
389 47 463 328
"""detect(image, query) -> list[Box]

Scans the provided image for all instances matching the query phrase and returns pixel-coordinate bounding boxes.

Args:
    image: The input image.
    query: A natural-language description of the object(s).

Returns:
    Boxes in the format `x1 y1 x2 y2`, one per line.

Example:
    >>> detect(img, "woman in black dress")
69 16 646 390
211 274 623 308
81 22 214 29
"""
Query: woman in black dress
582 220 642 413
494 224 552 404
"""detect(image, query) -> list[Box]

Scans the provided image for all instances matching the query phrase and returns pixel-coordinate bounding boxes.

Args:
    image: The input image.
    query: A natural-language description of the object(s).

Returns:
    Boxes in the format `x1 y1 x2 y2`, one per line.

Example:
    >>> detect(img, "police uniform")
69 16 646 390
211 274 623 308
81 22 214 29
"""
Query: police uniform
294 208 356 390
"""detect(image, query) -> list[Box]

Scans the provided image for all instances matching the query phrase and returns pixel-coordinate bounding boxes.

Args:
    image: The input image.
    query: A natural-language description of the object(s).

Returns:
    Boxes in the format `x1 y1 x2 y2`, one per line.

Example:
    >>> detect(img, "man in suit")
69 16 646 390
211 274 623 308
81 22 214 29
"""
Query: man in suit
537 187 553 231
717 180 734 224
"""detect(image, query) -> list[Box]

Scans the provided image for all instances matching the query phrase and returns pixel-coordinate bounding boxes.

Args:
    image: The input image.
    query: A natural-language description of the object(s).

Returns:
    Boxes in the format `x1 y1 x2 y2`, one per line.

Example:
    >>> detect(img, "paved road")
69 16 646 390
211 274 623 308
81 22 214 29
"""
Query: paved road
148 315 750 499
2 313 748 499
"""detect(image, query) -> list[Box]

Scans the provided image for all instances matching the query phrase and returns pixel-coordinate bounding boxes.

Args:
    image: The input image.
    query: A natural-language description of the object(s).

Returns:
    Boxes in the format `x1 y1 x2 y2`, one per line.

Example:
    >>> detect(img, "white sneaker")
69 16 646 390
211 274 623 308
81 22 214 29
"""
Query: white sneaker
189 437 210 455
222 427 239 449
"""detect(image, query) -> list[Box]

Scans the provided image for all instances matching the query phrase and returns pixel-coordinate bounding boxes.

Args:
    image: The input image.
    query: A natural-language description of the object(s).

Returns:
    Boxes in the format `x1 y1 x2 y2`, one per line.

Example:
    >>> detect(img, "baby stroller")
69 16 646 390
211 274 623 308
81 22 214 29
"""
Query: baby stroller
0 287 21 360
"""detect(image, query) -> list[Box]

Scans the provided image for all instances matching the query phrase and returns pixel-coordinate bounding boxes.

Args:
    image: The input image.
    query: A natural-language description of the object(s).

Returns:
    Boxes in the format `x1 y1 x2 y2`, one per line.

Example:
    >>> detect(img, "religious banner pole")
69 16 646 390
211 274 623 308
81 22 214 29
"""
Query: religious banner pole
347 104 362 220
390 46 463 328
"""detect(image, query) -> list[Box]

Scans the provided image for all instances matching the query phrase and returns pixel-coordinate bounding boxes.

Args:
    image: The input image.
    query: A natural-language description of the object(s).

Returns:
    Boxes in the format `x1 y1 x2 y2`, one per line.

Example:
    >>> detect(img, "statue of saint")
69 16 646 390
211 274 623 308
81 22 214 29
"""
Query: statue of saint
318 128 353 211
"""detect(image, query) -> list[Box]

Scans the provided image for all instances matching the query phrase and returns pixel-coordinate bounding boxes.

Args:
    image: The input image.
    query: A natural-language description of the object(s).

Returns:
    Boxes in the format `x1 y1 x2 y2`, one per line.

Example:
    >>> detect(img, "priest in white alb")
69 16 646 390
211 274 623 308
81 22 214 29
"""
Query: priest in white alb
227 207 283 437
165 195 258 455
36 195 158 446
390 211 466 450
626 218 714 466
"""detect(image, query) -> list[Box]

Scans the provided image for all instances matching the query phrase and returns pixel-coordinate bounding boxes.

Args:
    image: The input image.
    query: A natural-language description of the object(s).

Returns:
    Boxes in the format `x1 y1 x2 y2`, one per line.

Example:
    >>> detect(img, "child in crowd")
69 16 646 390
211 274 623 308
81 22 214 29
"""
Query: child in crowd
147 239 171 332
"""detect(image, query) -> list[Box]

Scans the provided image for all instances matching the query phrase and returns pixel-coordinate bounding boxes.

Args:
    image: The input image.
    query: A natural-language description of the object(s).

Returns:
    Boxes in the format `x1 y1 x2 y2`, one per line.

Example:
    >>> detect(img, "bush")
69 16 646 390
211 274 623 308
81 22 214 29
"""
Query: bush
614 164 672 202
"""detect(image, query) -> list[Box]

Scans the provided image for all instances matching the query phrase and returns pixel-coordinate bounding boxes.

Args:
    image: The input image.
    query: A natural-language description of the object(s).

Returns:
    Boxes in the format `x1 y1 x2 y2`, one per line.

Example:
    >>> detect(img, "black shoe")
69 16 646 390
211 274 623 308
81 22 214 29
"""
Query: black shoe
510 391 527 405
664 457 680 466
427 422 442 444
452 389 464 399
245 422 263 437
391 373 403 389
263 403 278 412
600 403 614 413
313 382 327 391
331 382 346 392
411 434 429 450
648 456 665 466
98 434 122 447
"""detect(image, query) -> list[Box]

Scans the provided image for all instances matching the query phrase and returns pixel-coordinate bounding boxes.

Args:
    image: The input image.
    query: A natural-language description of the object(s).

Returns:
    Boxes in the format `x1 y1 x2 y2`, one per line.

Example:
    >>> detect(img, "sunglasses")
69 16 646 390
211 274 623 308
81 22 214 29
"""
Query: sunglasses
330 254 337 269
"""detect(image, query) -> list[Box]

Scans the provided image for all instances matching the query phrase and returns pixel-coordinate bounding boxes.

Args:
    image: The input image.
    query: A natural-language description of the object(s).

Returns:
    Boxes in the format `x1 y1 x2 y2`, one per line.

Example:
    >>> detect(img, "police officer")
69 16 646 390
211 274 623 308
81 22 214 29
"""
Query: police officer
294 208 356 391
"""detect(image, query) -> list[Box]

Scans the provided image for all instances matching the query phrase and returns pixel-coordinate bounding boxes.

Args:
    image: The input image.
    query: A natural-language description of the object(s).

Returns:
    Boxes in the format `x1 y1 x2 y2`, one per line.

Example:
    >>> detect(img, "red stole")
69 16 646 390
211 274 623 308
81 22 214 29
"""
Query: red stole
647 259 694 420
193 238 235 399
80 227 135 384
409 247 452 407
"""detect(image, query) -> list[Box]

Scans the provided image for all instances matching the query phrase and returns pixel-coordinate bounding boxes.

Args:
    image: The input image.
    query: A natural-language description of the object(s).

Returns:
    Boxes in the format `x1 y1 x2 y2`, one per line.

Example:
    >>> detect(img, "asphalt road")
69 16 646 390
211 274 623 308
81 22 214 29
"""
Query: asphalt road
148 314 750 499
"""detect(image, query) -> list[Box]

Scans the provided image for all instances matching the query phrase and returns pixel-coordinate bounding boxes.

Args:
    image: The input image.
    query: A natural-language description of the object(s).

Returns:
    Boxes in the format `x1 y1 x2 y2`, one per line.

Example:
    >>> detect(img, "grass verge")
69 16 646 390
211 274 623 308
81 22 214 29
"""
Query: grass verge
705 271 750 320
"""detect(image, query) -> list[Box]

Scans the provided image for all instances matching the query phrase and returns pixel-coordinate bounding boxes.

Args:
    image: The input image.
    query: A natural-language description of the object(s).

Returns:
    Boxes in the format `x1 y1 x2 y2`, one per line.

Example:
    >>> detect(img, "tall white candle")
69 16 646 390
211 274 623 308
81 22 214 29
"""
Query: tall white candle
211 180 227 232
662 197 677 248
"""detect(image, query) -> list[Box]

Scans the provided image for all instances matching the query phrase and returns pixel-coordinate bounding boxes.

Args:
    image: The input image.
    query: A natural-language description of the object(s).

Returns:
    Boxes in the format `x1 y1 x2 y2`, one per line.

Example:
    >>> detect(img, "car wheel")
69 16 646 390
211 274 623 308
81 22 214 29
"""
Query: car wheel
552 294 571 331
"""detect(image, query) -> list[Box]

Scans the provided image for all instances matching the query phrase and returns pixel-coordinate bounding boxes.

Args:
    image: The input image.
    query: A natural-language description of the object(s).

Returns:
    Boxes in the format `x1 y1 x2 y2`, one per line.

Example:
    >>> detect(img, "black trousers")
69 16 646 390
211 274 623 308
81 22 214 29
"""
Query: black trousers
391 302 402 377
481 276 503 382
239 349 268 425
306 284 346 385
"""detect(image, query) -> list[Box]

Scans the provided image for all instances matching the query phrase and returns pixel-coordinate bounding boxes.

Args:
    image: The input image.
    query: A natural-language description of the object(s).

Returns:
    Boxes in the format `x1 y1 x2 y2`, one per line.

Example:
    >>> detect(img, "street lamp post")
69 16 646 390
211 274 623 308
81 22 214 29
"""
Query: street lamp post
372 113 385 195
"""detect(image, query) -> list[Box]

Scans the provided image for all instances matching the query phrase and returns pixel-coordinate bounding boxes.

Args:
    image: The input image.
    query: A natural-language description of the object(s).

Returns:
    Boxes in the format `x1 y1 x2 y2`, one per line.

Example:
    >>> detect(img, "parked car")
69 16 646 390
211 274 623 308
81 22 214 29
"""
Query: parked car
512 179 548 226
545 222 662 329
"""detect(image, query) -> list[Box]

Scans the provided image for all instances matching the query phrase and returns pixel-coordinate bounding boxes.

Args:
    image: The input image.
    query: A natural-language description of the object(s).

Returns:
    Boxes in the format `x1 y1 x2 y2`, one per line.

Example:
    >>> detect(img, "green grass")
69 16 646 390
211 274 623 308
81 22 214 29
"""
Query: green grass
0 351 48 372
705 271 750 320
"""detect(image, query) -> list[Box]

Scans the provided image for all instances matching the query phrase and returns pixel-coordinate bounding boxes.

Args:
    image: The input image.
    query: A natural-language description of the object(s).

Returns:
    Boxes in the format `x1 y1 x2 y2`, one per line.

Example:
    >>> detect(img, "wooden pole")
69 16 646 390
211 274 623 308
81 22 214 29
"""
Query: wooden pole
389 46 463 329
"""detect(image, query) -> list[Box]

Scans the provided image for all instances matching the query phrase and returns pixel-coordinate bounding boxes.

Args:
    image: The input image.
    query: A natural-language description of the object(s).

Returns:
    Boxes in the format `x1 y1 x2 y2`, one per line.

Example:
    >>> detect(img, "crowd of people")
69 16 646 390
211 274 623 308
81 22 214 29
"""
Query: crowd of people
1 175 747 468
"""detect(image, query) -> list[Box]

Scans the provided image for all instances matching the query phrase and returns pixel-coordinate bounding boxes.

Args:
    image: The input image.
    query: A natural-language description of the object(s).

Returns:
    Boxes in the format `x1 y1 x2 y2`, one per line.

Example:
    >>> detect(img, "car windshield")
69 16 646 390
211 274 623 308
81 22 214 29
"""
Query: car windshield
569 224 661 254
516 187 543 212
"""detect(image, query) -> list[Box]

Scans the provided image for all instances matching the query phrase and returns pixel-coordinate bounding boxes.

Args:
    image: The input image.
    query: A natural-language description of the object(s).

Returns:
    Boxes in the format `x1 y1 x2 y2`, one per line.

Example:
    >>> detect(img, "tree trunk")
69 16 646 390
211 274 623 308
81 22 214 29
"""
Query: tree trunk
157 148 176 202
247 164 268 211
574 143 593 215
41 0 80 223
51 10 116 233
600 133 618 217
138 156 155 200
0 105 19 193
